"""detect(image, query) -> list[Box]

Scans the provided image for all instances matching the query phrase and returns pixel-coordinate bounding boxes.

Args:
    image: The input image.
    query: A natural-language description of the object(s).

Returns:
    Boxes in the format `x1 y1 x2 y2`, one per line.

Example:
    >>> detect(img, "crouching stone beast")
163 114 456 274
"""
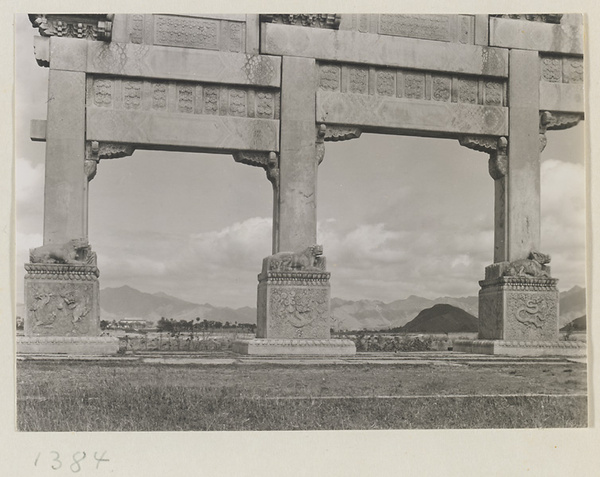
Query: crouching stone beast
30 239 96 265
266 245 326 272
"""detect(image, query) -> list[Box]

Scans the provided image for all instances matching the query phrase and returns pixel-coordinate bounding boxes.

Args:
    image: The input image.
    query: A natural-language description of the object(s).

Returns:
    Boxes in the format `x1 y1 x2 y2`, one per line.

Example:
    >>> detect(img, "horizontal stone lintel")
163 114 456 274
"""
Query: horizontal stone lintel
490 17 583 54
46 37 281 87
87 108 279 152
262 23 508 77
317 91 508 137
539 82 584 113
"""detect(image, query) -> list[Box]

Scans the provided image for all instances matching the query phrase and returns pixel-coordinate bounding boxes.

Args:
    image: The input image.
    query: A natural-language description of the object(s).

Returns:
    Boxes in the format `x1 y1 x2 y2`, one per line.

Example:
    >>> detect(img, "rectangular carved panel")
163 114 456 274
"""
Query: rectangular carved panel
317 91 508 137
87 76 280 120
317 63 507 107
378 14 453 42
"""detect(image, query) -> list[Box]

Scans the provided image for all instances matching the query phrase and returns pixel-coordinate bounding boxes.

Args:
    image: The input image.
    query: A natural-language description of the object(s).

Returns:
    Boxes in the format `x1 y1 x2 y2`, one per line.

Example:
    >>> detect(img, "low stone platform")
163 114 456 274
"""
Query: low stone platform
17 336 120 355
454 339 587 357
232 338 356 356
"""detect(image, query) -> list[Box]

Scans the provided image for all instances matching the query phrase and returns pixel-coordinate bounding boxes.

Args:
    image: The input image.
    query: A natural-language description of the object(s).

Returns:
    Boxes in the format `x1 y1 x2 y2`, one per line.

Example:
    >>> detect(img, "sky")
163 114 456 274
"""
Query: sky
15 15 587 308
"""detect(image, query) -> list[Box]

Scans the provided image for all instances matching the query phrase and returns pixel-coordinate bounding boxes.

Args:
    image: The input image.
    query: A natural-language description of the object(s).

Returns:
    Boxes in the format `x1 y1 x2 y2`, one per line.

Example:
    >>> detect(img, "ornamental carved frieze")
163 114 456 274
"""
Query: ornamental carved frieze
260 14 342 29
29 14 113 41
491 14 563 24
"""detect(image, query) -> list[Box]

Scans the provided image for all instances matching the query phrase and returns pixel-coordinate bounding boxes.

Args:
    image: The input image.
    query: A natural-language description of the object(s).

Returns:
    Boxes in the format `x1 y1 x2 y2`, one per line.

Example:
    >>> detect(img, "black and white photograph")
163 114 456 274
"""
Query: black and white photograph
4 3 600 476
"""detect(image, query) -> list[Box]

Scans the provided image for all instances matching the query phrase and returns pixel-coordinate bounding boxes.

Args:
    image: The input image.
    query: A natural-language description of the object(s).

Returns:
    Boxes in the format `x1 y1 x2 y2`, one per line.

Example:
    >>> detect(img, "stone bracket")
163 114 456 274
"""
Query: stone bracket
458 135 508 180
315 124 362 165
233 151 279 187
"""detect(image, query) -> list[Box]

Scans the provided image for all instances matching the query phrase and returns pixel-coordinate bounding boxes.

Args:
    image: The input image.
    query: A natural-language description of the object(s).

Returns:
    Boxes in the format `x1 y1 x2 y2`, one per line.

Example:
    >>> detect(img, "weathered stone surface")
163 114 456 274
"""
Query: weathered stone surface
490 16 583 54
232 338 356 356
339 14 477 45
17 336 120 355
507 50 541 261
45 37 281 87
317 91 508 137
277 56 318 253
87 109 279 152
478 276 559 341
539 82 584 113
25 264 100 337
262 23 508 77
43 69 87 244
454 340 585 357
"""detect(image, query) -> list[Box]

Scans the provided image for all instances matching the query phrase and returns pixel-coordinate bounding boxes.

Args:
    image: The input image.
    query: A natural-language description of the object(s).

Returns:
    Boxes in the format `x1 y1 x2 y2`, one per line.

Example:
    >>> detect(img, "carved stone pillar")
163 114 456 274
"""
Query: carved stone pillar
19 71 120 355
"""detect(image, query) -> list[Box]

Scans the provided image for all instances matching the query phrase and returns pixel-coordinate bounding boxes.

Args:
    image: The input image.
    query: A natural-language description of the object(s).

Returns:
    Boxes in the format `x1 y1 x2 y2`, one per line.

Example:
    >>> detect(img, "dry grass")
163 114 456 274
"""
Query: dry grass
17 360 588 431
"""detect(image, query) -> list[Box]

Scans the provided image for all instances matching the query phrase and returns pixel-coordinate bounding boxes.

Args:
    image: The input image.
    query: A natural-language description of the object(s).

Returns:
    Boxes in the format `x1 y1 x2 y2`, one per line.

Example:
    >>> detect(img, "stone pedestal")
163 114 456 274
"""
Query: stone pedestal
454 261 586 357
18 263 119 355
234 248 356 355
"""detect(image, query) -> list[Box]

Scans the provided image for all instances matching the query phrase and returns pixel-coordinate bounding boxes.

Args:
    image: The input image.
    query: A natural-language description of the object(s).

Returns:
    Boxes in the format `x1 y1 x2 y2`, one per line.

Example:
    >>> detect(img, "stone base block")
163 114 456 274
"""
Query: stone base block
454 339 586 357
257 269 332 339
479 275 559 341
232 338 356 356
17 336 120 356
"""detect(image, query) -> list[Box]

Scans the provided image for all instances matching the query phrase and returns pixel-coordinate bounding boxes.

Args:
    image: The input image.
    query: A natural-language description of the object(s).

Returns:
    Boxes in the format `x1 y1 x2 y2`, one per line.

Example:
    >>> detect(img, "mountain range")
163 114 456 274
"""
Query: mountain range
16 284 586 332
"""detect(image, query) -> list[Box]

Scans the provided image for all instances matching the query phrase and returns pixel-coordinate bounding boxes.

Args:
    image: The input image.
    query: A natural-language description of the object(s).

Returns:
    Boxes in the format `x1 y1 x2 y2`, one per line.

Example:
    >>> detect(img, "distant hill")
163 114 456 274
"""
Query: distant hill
560 315 586 332
99 286 255 324
401 304 479 333
559 286 586 326
331 295 478 331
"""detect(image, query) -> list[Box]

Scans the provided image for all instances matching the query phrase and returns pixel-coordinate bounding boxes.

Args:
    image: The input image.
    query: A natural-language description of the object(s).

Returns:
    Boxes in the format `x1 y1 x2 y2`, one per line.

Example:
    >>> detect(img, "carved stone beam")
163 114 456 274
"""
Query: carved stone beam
260 14 342 29
85 141 136 181
315 124 362 165
233 151 280 188
29 14 114 41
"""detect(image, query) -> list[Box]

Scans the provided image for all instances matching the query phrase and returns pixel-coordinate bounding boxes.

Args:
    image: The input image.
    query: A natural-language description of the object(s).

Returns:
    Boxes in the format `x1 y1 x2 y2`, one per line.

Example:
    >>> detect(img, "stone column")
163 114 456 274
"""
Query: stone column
276 56 318 253
462 50 582 356
20 69 118 355
506 49 541 261
232 58 354 355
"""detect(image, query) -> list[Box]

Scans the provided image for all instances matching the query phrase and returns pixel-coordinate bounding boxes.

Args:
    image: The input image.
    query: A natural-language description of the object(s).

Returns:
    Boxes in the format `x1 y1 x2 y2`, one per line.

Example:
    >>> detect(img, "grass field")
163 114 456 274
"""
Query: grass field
17 358 587 431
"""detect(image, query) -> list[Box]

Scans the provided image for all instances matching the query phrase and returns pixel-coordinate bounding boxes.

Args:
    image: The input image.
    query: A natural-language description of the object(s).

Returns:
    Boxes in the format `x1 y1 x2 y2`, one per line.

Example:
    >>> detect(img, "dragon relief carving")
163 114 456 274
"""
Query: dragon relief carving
30 239 97 266
266 245 326 272
502 251 551 278
511 294 552 329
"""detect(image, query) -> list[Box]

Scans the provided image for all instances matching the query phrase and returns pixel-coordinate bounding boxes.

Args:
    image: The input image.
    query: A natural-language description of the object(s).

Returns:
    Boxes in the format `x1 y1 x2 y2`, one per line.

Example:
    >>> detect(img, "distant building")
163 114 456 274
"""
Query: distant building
117 319 149 330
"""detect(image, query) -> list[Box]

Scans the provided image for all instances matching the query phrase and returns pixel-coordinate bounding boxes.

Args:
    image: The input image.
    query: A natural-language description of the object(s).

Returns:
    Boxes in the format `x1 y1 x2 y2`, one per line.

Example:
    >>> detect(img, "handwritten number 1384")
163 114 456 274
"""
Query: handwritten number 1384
34 451 109 471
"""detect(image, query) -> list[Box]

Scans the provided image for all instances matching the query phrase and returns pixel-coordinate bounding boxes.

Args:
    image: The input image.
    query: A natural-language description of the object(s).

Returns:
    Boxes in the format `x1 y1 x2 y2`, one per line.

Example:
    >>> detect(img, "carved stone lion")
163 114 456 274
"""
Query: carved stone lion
30 239 96 265
267 245 326 272
503 251 551 278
